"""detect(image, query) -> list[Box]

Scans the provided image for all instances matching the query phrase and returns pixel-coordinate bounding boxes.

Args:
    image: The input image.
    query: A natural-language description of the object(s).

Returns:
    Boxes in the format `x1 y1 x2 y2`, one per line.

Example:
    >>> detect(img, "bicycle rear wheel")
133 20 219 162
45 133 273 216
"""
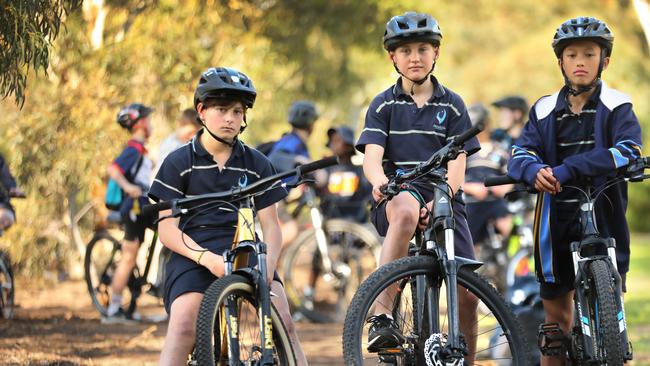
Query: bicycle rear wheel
343 255 529 365
282 219 380 323
84 231 139 316
195 274 296 365
587 259 625 365
0 251 14 319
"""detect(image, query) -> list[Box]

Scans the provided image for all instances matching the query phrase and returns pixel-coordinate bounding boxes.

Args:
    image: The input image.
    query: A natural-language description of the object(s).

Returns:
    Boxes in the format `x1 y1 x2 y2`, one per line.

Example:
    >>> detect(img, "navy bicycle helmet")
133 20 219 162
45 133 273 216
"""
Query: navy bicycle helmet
288 101 318 129
193 67 256 110
383 12 442 51
552 17 614 58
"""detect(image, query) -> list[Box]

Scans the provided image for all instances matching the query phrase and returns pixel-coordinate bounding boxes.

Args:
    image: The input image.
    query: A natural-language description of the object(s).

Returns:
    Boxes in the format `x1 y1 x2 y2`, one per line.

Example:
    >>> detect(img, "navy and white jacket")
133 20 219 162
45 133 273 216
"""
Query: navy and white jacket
507 82 643 282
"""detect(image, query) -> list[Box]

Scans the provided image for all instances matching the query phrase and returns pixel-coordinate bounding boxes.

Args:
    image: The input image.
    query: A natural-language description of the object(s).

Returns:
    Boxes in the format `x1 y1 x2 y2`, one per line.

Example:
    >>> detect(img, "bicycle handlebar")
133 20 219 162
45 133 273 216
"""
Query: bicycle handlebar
380 122 484 197
142 156 339 216
483 156 650 188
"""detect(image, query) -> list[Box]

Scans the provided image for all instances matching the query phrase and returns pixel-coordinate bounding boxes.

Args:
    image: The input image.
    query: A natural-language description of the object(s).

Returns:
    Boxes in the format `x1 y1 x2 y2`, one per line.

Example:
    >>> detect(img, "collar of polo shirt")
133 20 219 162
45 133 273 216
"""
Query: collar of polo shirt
393 75 446 101
192 128 245 159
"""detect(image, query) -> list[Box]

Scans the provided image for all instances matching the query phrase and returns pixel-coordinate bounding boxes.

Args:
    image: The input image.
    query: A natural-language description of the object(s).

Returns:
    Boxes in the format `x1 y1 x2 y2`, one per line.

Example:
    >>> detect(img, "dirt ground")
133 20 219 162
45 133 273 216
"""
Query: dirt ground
0 279 344 365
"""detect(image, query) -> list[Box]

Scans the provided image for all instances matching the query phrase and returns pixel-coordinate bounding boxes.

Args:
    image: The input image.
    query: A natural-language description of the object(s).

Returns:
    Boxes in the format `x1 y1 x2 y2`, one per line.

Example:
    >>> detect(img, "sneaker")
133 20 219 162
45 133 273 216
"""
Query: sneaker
101 308 139 325
366 314 404 352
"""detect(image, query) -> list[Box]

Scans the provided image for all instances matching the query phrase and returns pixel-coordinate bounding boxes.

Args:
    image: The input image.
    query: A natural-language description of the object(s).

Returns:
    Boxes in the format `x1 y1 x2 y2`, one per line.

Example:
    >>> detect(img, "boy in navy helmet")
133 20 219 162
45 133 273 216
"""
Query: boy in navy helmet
150 67 307 365
356 11 481 362
507 17 642 366
104 102 155 324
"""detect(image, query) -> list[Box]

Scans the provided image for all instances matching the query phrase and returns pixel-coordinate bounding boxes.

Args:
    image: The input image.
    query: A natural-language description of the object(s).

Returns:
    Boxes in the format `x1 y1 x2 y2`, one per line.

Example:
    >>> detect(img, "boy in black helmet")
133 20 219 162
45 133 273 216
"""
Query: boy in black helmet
507 17 642 366
356 11 480 361
491 95 529 149
104 102 155 324
149 67 307 365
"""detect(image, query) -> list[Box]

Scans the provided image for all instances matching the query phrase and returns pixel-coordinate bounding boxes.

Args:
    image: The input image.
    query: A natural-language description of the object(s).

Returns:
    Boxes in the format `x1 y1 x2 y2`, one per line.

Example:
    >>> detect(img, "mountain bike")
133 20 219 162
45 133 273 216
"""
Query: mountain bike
281 183 381 323
484 157 650 365
84 210 168 318
342 124 529 365
0 190 25 320
144 156 338 365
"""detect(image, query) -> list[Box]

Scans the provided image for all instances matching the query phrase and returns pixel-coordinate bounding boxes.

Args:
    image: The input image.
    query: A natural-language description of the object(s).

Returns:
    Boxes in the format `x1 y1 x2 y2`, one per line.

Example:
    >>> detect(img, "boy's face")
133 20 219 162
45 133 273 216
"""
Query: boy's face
198 101 246 142
133 116 152 139
328 132 348 156
496 108 523 131
560 40 609 88
390 42 439 81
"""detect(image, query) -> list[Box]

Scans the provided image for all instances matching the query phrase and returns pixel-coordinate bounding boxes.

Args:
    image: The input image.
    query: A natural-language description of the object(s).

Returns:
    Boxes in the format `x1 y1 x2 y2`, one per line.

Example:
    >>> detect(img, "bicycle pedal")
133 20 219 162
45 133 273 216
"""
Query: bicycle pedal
538 322 567 356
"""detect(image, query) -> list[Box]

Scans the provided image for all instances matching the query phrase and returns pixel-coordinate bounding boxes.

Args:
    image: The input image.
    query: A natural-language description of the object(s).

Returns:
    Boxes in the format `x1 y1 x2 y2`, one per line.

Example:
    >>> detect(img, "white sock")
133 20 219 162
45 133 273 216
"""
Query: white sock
107 294 122 316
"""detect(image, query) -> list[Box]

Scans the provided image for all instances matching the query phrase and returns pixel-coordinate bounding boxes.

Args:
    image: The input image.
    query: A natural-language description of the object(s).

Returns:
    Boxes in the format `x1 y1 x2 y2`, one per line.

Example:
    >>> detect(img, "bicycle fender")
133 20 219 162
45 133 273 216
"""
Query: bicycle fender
455 256 483 272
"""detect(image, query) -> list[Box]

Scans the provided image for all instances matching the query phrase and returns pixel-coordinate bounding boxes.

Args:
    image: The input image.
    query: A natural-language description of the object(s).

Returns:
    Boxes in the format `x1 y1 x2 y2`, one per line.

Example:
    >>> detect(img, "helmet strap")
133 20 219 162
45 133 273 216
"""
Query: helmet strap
560 57 602 97
393 62 436 95
199 119 237 148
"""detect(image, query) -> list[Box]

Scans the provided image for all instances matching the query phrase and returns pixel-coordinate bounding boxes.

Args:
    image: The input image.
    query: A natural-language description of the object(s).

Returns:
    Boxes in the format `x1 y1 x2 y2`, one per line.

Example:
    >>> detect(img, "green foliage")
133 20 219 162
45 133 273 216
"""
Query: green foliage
0 0 82 107
1 0 650 276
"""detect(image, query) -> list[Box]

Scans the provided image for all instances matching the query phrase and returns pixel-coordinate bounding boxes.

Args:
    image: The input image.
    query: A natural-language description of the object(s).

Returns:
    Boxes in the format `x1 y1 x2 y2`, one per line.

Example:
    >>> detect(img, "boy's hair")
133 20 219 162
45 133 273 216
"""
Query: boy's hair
179 108 201 128
383 12 442 51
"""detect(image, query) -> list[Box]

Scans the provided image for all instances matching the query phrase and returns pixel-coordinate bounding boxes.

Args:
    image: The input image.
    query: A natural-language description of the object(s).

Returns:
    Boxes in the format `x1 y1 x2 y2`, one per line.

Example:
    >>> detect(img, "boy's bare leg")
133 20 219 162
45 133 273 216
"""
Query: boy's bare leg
374 192 420 315
541 291 574 366
159 292 203 366
110 239 139 302
272 281 309 366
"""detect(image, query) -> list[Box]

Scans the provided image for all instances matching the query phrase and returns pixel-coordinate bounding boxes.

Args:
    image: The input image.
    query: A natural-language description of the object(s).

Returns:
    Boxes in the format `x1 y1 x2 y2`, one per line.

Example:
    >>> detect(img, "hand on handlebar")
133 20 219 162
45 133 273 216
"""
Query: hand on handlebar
418 201 433 230
372 176 389 202
535 167 561 194
124 183 143 198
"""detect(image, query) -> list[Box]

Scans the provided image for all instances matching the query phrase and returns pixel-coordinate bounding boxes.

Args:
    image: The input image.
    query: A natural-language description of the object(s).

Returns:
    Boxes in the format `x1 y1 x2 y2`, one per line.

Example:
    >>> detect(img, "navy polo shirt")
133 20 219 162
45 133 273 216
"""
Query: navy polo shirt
555 85 599 203
149 129 287 250
356 76 480 176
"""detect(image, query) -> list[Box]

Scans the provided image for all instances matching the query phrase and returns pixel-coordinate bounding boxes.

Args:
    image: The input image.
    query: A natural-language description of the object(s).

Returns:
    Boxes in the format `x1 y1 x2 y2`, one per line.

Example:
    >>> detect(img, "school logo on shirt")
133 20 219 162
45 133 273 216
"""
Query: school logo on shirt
436 109 447 125
238 174 248 188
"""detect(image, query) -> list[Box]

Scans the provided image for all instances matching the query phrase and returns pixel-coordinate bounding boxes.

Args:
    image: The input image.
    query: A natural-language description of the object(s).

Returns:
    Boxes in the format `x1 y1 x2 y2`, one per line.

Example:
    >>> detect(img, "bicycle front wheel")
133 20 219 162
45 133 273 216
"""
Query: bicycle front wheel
587 259 625 365
282 219 380 323
84 231 138 316
195 274 296 365
343 255 529 365
0 251 14 319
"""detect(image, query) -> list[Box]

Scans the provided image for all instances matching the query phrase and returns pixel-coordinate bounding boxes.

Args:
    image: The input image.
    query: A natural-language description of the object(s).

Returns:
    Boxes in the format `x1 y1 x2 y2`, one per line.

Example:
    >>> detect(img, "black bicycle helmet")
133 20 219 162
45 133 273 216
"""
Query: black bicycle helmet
383 12 442 51
193 67 256 110
552 17 614 58
288 101 318 129
116 103 153 130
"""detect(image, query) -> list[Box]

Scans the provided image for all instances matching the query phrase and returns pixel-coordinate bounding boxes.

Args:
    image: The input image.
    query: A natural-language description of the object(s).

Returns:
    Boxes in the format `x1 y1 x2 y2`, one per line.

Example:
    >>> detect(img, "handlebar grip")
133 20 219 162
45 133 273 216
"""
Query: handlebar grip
298 156 339 175
454 121 484 146
484 175 516 187
142 200 173 217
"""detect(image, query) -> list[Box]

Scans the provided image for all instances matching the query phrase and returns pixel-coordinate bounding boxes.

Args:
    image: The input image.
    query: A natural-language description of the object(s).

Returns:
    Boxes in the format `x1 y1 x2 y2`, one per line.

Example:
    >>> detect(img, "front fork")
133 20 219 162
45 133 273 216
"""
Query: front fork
571 238 632 363
223 242 277 365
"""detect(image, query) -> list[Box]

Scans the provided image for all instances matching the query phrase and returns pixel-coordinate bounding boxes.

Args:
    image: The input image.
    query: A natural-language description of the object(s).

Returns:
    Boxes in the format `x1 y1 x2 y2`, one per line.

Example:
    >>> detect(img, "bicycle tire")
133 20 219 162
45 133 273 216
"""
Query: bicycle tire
342 255 529 365
282 219 380 323
84 231 139 316
0 251 14 319
587 259 625 365
195 274 296 366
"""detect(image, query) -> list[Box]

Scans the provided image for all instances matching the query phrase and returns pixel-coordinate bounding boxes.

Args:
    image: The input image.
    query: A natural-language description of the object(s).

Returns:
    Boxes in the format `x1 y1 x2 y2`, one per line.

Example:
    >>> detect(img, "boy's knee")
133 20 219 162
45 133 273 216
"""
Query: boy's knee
388 206 418 230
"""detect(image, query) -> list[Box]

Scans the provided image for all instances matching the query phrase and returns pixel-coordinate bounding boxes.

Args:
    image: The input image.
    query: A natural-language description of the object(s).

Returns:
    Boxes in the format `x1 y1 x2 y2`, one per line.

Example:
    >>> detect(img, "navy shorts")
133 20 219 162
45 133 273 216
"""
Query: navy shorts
465 199 510 245
538 205 628 299
370 182 475 260
122 211 155 243
164 250 283 314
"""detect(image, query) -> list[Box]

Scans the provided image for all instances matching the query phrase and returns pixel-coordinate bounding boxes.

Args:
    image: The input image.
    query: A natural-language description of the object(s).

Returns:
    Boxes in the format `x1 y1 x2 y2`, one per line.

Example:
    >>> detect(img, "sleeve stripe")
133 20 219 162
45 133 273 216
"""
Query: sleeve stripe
153 178 184 195
225 166 261 179
362 128 388 137
608 148 630 168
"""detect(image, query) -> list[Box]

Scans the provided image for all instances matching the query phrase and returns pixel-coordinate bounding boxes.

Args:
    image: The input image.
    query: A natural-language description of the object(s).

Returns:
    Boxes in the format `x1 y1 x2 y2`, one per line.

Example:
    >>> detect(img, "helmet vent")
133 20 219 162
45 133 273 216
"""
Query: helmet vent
417 19 427 28
397 21 409 30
